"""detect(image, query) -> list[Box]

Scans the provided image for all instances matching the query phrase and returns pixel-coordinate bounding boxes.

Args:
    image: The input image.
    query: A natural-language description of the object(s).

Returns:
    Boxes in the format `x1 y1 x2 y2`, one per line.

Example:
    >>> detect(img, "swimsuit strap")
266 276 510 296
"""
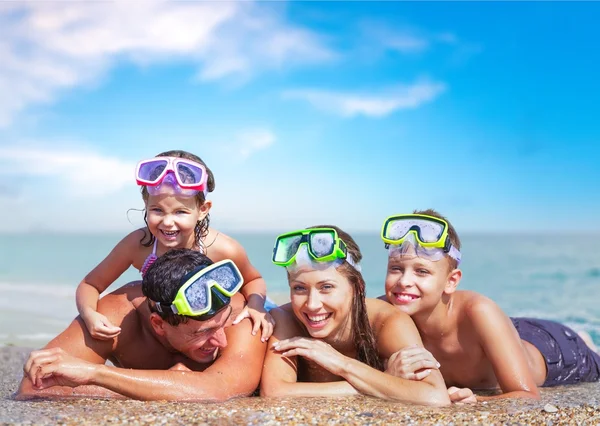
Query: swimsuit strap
141 239 159 277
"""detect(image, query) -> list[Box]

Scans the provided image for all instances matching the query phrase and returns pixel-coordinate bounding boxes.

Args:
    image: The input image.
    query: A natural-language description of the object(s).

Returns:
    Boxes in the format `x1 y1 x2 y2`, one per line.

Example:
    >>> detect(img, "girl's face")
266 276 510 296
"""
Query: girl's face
288 265 354 342
145 192 209 249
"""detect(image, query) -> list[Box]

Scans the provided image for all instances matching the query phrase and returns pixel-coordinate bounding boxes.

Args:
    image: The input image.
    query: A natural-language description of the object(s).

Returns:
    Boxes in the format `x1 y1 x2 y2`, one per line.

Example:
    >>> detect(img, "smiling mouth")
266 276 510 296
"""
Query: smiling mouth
303 312 332 328
160 230 180 238
393 293 420 304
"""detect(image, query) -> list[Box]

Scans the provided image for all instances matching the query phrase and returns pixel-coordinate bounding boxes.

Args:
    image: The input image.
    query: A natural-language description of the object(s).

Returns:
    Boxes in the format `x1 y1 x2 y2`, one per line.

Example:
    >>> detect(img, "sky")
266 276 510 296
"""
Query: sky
0 1 599 234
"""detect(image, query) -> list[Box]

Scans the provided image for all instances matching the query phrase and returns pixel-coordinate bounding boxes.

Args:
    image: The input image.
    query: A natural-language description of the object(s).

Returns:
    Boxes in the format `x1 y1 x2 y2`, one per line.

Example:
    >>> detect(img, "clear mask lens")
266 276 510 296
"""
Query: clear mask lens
387 218 444 243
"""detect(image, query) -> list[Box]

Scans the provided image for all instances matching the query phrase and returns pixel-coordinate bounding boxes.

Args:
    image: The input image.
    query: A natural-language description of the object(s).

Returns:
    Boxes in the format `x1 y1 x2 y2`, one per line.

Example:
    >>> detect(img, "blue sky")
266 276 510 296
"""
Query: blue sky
0 1 598 234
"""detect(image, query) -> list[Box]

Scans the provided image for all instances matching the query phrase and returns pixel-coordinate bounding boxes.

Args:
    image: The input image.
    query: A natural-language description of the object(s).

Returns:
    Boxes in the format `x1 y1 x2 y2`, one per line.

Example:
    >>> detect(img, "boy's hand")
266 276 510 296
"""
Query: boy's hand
81 310 121 340
448 386 477 404
384 344 441 380
232 295 276 342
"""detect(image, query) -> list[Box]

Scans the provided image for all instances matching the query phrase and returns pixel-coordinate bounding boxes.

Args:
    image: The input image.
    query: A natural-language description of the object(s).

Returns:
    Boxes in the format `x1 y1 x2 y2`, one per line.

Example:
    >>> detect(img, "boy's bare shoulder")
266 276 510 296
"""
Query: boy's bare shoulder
454 290 506 325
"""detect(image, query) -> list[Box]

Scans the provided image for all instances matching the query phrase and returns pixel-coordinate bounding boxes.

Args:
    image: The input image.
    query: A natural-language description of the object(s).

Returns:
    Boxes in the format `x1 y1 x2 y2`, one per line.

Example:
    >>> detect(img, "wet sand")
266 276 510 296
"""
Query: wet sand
2 346 600 425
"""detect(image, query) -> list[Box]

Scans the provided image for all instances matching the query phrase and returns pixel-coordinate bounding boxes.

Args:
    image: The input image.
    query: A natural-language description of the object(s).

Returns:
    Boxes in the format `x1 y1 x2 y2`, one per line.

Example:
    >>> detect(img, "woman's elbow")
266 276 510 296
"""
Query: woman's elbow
260 380 289 398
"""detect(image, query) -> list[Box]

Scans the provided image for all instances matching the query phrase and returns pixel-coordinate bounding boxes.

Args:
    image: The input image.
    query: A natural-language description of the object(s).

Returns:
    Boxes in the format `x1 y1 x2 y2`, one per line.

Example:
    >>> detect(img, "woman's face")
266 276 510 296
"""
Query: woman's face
288 265 354 341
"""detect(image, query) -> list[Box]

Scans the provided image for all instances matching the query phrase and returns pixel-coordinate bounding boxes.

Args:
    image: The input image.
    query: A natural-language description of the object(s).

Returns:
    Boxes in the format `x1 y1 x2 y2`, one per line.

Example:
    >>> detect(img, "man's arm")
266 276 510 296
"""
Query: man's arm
17 314 123 399
467 299 540 401
79 315 266 401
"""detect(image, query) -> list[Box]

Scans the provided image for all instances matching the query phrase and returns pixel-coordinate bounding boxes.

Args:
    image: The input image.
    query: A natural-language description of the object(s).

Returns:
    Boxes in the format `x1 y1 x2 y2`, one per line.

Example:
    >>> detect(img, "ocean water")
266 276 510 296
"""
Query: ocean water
0 232 599 347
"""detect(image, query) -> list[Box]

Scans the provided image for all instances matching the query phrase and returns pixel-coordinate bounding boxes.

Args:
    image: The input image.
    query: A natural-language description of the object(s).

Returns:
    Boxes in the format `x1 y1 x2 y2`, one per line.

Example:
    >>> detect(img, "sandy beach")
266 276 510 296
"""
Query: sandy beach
1 347 599 425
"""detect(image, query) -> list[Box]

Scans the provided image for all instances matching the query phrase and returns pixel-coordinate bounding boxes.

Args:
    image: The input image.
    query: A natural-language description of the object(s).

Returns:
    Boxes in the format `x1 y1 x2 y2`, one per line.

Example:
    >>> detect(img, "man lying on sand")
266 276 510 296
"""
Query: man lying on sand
17 249 266 401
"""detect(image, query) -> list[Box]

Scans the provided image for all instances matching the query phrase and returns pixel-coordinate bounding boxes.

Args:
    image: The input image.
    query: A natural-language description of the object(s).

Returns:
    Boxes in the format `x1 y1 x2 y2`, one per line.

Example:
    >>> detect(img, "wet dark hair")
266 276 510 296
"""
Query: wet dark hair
140 150 215 251
142 248 216 326
297 225 384 371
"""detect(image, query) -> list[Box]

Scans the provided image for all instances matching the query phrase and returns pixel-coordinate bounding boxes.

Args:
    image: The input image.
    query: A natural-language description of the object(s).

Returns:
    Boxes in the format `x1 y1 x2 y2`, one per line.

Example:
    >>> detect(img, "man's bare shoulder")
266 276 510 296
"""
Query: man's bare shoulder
97 281 144 324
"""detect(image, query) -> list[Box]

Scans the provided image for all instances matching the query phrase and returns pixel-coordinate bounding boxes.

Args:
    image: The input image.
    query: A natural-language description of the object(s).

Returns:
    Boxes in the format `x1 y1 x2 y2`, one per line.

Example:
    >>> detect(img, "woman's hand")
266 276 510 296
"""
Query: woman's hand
272 337 347 376
384 344 440 380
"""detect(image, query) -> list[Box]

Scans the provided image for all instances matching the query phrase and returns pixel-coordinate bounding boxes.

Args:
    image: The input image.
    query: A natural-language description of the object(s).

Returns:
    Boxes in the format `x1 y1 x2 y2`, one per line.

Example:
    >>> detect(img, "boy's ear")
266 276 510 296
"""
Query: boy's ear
150 312 167 336
443 268 462 295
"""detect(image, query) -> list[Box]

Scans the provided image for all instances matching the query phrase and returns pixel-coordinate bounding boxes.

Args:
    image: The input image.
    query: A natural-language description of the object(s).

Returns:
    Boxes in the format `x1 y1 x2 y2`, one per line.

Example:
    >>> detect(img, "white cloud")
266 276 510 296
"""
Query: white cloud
0 1 334 127
360 20 458 55
236 129 276 160
283 81 446 117
0 145 134 196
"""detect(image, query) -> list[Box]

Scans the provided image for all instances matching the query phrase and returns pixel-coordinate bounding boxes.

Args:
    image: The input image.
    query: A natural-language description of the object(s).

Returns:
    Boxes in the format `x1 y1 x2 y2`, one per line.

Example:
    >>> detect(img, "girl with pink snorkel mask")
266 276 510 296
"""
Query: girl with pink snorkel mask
75 150 275 342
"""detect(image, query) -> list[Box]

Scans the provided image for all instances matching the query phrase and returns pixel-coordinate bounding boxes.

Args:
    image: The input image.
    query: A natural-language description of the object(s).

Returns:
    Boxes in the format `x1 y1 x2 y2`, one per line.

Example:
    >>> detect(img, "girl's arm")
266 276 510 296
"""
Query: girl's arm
467 299 541 400
211 233 273 340
259 306 359 398
75 231 141 339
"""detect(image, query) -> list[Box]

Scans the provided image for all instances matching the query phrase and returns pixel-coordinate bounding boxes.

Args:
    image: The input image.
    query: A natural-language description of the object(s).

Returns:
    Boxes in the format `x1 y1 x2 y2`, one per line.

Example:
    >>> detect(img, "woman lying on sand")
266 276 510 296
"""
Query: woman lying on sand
260 225 450 406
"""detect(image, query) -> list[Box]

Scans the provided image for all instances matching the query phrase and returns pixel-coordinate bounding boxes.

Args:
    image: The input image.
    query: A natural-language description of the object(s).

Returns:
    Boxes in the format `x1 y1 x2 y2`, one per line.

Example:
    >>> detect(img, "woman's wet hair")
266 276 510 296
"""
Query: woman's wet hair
140 150 215 251
305 225 384 371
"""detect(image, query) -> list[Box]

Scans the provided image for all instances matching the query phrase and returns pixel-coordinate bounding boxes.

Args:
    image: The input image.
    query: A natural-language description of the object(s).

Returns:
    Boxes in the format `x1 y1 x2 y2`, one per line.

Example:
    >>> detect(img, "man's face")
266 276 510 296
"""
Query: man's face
161 306 232 363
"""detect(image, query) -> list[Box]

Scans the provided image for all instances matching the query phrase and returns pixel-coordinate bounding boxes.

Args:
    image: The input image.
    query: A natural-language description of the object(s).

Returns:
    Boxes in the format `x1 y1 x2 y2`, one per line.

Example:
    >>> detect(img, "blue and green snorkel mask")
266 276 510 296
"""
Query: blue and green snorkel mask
152 259 244 320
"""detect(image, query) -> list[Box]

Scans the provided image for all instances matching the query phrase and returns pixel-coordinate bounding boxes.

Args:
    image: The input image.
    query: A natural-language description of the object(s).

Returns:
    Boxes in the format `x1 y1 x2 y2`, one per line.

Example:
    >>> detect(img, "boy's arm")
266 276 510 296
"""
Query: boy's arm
468 300 540 400
260 307 359 398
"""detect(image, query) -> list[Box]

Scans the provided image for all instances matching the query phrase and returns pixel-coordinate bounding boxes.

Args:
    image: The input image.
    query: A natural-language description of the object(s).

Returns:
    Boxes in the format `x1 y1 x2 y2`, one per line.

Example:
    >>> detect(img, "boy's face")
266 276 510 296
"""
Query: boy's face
384 252 455 316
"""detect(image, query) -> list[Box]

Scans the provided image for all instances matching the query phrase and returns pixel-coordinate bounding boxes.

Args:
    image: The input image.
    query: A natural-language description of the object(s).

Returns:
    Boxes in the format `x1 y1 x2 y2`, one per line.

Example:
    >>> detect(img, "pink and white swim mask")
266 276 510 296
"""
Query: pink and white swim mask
135 156 208 197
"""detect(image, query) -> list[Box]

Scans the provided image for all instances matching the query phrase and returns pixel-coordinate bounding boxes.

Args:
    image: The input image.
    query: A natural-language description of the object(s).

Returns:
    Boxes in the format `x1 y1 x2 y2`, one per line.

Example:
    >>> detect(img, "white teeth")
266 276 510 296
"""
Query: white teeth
397 294 418 302
307 313 330 322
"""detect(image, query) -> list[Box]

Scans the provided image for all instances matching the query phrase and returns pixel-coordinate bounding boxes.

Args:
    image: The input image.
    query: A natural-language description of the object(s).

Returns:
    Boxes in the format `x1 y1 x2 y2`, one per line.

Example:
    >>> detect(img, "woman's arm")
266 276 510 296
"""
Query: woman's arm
273 303 450 406
260 307 358 398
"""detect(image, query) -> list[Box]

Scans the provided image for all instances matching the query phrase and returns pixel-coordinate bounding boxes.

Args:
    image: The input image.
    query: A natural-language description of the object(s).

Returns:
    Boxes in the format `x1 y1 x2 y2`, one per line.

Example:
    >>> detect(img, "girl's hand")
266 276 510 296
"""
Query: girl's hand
384 344 440 380
232 306 276 342
272 337 347 376
448 386 477 404
232 296 276 342
81 310 121 340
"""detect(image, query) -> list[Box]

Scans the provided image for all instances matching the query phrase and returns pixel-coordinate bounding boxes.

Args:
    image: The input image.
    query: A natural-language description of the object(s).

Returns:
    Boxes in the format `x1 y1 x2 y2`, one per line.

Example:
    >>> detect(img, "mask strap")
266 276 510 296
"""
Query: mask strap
285 245 362 272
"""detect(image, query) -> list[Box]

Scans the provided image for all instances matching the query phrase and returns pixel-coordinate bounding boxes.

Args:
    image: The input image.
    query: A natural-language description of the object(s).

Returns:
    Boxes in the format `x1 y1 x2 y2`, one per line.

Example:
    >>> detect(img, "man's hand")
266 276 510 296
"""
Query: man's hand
23 347 99 389
385 345 441 380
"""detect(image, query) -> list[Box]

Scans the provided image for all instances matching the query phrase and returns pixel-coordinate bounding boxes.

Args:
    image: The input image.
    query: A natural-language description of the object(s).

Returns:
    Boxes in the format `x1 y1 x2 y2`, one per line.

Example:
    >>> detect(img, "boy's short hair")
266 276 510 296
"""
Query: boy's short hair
142 248 215 326
413 208 461 270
